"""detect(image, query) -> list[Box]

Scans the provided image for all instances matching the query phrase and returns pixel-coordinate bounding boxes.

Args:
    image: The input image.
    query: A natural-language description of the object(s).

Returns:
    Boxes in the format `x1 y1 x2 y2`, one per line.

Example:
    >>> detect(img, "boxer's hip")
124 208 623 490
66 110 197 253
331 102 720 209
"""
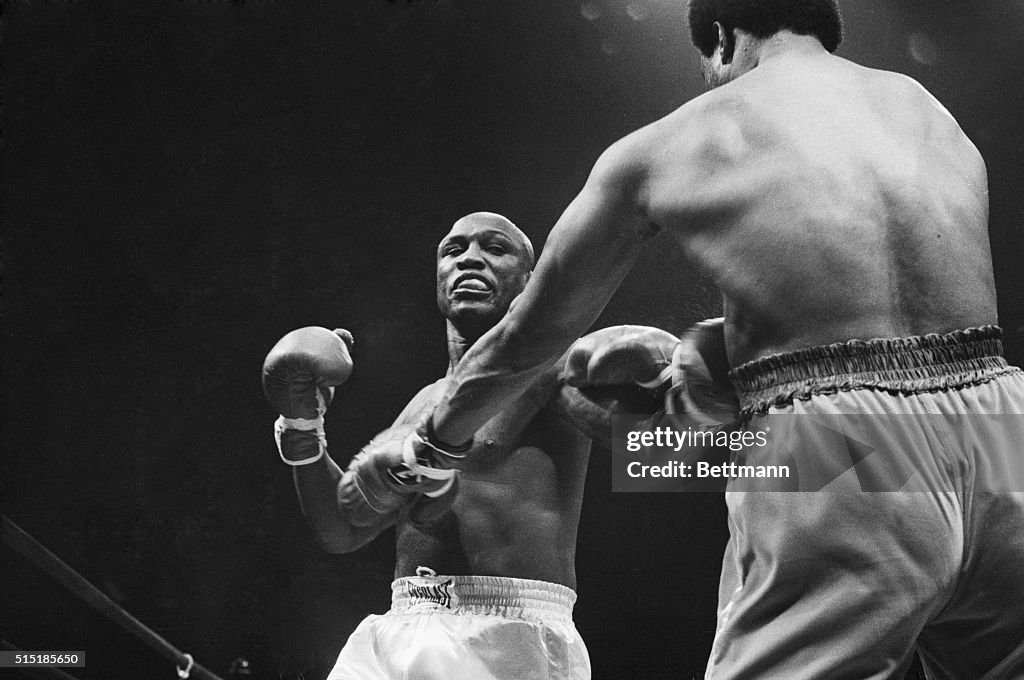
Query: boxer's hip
730 325 1019 418
708 328 1024 679
389 569 578 620
328 569 589 680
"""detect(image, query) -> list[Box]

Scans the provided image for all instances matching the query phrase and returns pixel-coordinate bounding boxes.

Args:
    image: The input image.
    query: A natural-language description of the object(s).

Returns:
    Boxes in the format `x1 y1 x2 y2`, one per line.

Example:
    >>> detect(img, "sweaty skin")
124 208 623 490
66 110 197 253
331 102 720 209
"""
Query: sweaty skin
429 32 995 447
292 213 592 588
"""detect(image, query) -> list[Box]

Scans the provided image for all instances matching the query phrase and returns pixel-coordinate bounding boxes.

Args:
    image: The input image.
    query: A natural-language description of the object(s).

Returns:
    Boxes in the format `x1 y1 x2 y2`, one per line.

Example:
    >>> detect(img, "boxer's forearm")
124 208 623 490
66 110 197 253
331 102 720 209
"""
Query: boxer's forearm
431 238 637 446
292 456 394 553
431 145 650 447
292 457 347 548
431 305 574 446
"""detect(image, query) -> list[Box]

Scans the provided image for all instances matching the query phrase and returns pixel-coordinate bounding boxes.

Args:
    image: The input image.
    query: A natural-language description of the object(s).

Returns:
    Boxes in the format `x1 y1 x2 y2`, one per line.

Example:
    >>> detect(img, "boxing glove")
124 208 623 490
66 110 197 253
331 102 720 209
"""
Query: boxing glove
562 325 681 390
667 318 739 426
338 426 458 527
262 327 354 464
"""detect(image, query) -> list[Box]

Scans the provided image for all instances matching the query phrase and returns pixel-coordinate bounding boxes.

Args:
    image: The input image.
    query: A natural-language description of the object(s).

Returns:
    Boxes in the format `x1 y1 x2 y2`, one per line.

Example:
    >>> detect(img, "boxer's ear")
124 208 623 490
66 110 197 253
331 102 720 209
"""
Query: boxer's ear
713 21 736 65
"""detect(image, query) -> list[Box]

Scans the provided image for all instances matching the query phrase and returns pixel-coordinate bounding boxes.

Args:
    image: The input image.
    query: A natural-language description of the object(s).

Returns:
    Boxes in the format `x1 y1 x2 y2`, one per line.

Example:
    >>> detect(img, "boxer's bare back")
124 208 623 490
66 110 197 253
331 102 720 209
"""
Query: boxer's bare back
427 33 998 447
619 36 995 365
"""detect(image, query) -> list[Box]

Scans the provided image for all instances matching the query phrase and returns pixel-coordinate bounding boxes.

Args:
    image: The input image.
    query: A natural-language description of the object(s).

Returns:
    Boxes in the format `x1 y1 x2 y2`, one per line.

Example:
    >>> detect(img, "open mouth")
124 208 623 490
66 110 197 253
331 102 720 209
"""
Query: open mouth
452 274 493 298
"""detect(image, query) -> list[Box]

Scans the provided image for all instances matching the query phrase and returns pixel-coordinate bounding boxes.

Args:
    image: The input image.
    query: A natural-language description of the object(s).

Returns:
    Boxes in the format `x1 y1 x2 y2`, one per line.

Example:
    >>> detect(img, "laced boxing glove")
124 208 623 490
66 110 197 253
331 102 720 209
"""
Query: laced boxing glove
262 327 354 464
400 415 465 498
338 426 458 528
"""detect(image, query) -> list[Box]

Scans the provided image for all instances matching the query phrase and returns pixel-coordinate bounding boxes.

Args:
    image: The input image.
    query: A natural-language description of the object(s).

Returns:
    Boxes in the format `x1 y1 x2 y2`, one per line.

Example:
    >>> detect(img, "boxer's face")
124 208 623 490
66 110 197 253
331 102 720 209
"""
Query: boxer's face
436 215 533 331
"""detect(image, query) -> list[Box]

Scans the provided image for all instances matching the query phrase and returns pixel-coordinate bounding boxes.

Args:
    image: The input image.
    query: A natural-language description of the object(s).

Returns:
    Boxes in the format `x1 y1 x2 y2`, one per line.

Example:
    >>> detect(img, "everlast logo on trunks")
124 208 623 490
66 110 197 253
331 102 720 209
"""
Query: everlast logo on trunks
406 577 459 610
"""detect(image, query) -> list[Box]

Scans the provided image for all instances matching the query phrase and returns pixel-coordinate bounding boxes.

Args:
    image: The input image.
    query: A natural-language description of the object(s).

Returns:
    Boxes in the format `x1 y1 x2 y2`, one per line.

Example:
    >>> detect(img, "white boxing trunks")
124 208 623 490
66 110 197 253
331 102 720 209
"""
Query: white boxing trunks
327 569 590 680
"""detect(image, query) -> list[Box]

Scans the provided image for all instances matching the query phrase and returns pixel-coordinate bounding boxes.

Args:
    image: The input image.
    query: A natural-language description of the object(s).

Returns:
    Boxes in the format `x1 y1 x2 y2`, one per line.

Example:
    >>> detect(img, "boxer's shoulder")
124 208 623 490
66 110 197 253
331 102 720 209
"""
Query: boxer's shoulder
604 93 752 191
396 372 555 445
392 378 448 426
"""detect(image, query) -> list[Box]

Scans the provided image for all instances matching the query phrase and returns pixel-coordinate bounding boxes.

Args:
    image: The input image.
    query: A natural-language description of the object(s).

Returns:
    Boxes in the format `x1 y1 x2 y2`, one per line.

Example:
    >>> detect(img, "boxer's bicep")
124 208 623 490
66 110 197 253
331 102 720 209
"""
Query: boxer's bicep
520 159 648 342
477 156 647 376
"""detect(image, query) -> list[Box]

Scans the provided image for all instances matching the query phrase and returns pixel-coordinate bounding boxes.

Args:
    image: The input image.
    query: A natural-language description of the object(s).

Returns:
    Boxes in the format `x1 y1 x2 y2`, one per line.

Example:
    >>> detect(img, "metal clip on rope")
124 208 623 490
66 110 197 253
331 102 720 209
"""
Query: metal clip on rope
177 652 195 679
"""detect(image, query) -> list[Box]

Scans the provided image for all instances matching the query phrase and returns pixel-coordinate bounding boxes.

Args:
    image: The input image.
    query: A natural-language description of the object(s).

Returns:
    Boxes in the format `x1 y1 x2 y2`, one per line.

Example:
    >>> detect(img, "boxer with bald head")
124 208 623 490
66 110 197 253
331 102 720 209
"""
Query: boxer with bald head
436 213 535 351
409 1 1024 678
264 212 613 680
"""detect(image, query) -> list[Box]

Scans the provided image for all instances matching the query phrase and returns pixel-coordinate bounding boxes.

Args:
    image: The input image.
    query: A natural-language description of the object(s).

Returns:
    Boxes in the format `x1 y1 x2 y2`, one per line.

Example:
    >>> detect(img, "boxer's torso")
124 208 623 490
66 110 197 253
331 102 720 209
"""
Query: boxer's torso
626 51 996 366
391 372 591 589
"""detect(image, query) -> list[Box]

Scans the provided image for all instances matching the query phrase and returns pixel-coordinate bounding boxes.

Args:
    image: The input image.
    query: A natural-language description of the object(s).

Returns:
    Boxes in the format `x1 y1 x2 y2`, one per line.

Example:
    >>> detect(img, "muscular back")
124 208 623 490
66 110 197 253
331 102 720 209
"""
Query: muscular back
638 52 995 365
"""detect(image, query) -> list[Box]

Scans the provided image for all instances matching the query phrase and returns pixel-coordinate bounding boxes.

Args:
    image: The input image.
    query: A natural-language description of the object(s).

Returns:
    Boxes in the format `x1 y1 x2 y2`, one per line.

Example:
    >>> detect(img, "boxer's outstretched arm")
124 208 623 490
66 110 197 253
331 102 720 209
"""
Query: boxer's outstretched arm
431 142 653 447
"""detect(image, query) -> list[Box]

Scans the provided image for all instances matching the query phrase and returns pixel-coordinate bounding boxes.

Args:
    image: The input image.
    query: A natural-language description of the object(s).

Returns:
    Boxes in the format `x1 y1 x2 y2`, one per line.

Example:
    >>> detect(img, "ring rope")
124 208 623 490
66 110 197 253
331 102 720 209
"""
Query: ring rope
2 516 226 680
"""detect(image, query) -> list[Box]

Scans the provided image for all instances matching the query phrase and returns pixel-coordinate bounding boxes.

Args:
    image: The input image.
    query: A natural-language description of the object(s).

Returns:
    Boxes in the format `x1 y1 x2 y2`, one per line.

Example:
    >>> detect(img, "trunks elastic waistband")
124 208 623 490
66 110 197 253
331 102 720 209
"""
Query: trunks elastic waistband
731 325 1017 417
390 573 577 621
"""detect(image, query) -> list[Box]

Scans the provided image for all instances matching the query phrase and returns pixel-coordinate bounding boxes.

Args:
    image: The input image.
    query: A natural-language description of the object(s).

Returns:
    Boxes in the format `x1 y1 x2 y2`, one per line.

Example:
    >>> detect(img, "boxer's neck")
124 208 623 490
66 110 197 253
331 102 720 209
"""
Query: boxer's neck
739 30 828 71
445 319 483 369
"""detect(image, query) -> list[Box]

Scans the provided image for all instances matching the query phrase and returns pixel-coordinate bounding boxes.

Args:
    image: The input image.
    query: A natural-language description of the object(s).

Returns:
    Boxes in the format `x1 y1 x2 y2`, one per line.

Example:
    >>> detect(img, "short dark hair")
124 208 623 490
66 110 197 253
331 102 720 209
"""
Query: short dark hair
687 0 843 57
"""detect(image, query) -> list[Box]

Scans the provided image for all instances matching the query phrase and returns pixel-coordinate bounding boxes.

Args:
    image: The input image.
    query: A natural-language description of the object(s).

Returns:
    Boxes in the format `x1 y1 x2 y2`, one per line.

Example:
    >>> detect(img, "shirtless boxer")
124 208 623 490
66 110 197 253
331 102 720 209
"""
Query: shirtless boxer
262 212 651 680
408 2 1024 678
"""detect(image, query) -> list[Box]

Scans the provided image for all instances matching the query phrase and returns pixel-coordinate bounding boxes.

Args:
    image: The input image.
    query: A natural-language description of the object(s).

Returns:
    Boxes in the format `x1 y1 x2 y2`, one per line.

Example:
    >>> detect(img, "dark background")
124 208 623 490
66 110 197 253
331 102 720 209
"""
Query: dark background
2 1 1021 678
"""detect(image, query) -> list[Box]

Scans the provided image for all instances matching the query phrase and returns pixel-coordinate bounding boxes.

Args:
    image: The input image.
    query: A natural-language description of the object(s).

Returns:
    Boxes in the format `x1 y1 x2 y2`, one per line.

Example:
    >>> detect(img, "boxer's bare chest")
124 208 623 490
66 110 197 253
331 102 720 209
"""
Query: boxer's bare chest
392 376 589 581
